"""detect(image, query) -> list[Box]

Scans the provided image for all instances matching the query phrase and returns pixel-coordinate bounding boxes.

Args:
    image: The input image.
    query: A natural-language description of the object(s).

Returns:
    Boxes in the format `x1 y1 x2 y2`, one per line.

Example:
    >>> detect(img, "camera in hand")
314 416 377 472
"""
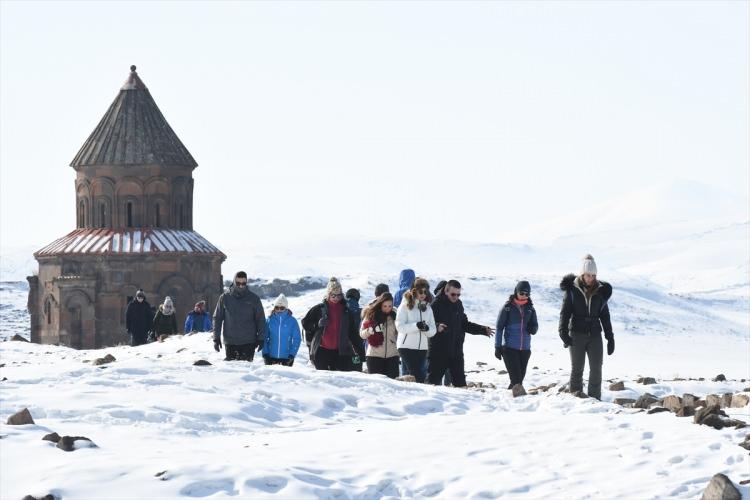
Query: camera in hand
416 321 429 332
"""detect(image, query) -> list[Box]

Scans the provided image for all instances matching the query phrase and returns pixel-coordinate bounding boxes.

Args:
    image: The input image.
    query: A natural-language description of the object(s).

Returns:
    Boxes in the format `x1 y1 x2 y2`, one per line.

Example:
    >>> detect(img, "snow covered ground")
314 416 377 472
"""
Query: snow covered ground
1 180 749 498
1 270 749 499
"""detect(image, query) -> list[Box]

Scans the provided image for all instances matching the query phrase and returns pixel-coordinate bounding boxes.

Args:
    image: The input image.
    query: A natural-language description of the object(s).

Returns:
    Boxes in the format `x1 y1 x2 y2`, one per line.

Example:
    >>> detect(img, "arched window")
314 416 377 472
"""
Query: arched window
155 203 161 227
127 202 133 228
44 298 51 325
78 200 85 228
99 202 106 228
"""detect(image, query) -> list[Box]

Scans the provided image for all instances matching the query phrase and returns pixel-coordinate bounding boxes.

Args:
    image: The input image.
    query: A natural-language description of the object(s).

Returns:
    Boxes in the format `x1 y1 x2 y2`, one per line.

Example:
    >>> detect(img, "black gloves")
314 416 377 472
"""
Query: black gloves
416 321 430 332
494 347 503 361
213 338 222 352
560 332 572 348
318 317 328 329
605 334 615 355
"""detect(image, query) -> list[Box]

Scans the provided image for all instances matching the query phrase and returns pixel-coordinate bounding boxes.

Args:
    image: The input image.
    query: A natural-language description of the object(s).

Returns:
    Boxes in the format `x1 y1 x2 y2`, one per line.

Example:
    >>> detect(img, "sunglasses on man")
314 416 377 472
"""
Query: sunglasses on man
273 306 286 312
235 280 247 287
518 291 529 297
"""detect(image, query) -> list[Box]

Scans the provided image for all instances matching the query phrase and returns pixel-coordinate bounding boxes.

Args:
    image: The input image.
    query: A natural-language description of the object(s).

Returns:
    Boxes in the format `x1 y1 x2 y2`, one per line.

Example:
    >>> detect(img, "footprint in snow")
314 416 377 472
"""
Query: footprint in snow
244 475 288 493
179 478 237 497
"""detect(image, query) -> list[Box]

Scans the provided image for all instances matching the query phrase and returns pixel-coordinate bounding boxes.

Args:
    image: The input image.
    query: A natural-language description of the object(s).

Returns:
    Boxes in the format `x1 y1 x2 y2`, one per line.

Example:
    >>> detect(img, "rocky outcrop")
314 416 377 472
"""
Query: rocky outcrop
609 381 625 391
56 435 96 452
700 473 740 500
247 277 326 299
634 394 658 409
613 398 636 407
6 408 34 425
661 395 682 412
92 354 116 366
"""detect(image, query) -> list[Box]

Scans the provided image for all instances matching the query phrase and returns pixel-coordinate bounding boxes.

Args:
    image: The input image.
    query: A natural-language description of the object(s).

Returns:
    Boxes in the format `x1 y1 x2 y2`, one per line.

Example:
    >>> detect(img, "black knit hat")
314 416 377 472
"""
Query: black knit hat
374 283 390 297
515 281 531 295
345 288 360 301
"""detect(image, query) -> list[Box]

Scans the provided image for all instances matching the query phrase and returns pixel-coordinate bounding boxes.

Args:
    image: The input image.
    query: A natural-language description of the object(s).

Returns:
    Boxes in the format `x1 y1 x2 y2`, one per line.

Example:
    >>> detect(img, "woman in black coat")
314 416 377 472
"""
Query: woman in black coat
558 254 614 400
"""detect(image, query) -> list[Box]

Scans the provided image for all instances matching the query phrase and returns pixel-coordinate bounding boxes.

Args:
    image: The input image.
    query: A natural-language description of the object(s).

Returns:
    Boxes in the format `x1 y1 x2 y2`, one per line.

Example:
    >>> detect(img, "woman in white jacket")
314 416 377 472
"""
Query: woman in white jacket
395 277 436 382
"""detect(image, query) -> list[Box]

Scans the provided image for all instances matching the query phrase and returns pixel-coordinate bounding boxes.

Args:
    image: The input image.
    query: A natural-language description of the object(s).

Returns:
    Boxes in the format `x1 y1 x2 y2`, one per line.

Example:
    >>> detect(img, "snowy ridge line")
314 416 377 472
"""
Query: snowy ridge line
33 228 225 256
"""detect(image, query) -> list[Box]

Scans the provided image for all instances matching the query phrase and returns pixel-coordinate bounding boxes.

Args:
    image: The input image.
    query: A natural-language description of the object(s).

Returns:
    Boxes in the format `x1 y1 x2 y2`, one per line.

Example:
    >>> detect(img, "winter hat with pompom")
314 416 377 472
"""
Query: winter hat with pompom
581 254 598 275
273 294 288 308
326 277 343 298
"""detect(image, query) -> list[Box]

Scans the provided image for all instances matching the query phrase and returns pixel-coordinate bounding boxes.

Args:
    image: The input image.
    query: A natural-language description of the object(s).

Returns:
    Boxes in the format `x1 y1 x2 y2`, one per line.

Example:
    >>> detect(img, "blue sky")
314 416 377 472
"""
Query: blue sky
1 1 748 249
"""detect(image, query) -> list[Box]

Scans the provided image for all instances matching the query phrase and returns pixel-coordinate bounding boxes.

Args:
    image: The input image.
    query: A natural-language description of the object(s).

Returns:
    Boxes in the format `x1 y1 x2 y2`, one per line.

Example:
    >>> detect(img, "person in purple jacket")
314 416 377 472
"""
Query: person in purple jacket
495 281 538 390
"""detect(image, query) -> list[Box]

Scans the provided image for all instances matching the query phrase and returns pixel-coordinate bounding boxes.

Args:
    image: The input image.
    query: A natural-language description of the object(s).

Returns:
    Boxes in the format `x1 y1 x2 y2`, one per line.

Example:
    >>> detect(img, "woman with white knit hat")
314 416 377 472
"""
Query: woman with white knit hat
262 294 302 366
558 254 614 400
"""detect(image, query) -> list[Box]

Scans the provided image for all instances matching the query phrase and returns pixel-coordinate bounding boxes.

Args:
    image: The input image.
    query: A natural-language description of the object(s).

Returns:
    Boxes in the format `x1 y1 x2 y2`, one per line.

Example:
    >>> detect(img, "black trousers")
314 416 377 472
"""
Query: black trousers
366 356 400 379
502 347 531 389
130 332 148 347
398 348 427 382
569 332 603 399
225 343 257 361
427 353 466 387
264 356 293 366
313 346 352 371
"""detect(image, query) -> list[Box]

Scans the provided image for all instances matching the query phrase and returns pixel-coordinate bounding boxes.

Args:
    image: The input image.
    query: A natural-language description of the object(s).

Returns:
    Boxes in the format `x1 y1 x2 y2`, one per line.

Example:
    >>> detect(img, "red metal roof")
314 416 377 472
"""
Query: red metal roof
35 228 224 257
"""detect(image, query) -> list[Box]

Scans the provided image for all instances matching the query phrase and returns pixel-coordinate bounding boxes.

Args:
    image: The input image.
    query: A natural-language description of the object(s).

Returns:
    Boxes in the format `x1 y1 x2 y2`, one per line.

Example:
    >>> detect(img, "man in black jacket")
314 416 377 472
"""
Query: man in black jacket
213 271 266 361
427 280 494 387
125 289 152 346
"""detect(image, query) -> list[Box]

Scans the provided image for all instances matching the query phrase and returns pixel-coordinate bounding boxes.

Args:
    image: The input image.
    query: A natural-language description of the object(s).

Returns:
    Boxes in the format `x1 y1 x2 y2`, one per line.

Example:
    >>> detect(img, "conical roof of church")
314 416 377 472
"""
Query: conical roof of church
70 65 198 168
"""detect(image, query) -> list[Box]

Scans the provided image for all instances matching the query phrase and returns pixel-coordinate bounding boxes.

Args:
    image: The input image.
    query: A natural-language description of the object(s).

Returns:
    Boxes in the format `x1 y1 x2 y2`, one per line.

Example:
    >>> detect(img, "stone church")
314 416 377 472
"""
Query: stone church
27 66 225 348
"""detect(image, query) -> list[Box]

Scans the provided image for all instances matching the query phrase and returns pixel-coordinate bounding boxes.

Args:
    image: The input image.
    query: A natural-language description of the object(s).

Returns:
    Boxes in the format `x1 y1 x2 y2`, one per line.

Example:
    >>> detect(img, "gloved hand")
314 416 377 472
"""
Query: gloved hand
416 321 430 332
494 346 503 360
318 317 328 329
213 338 222 352
606 334 615 355
367 332 384 347
560 332 572 348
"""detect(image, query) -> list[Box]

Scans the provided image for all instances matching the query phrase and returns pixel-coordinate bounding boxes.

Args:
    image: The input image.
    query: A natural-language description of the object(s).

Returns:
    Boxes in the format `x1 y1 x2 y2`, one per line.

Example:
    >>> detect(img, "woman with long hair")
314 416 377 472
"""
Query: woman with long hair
360 292 400 378
395 277 436 382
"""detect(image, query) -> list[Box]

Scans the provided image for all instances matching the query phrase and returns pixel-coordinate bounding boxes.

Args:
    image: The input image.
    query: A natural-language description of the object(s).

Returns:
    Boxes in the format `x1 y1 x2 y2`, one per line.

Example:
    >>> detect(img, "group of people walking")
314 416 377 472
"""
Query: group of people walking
125 292 213 345
125 254 615 399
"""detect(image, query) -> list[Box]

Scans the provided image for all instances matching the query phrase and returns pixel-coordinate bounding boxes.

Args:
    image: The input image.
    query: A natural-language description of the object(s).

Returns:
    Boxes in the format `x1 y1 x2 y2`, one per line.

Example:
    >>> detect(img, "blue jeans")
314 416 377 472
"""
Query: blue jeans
398 348 427 383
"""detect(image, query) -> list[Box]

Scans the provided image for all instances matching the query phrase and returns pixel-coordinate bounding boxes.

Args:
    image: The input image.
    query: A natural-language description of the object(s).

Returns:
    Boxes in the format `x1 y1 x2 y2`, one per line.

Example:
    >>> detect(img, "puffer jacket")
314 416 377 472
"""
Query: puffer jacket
153 305 178 335
302 301 366 360
559 274 613 340
360 313 399 359
262 310 302 360
496 296 538 351
393 269 415 308
213 286 267 346
395 300 436 351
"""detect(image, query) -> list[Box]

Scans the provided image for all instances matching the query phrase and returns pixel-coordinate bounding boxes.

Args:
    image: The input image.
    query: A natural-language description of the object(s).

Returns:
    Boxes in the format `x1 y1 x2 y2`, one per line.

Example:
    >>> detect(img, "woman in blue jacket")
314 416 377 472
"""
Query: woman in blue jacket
262 294 302 366
495 281 538 390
